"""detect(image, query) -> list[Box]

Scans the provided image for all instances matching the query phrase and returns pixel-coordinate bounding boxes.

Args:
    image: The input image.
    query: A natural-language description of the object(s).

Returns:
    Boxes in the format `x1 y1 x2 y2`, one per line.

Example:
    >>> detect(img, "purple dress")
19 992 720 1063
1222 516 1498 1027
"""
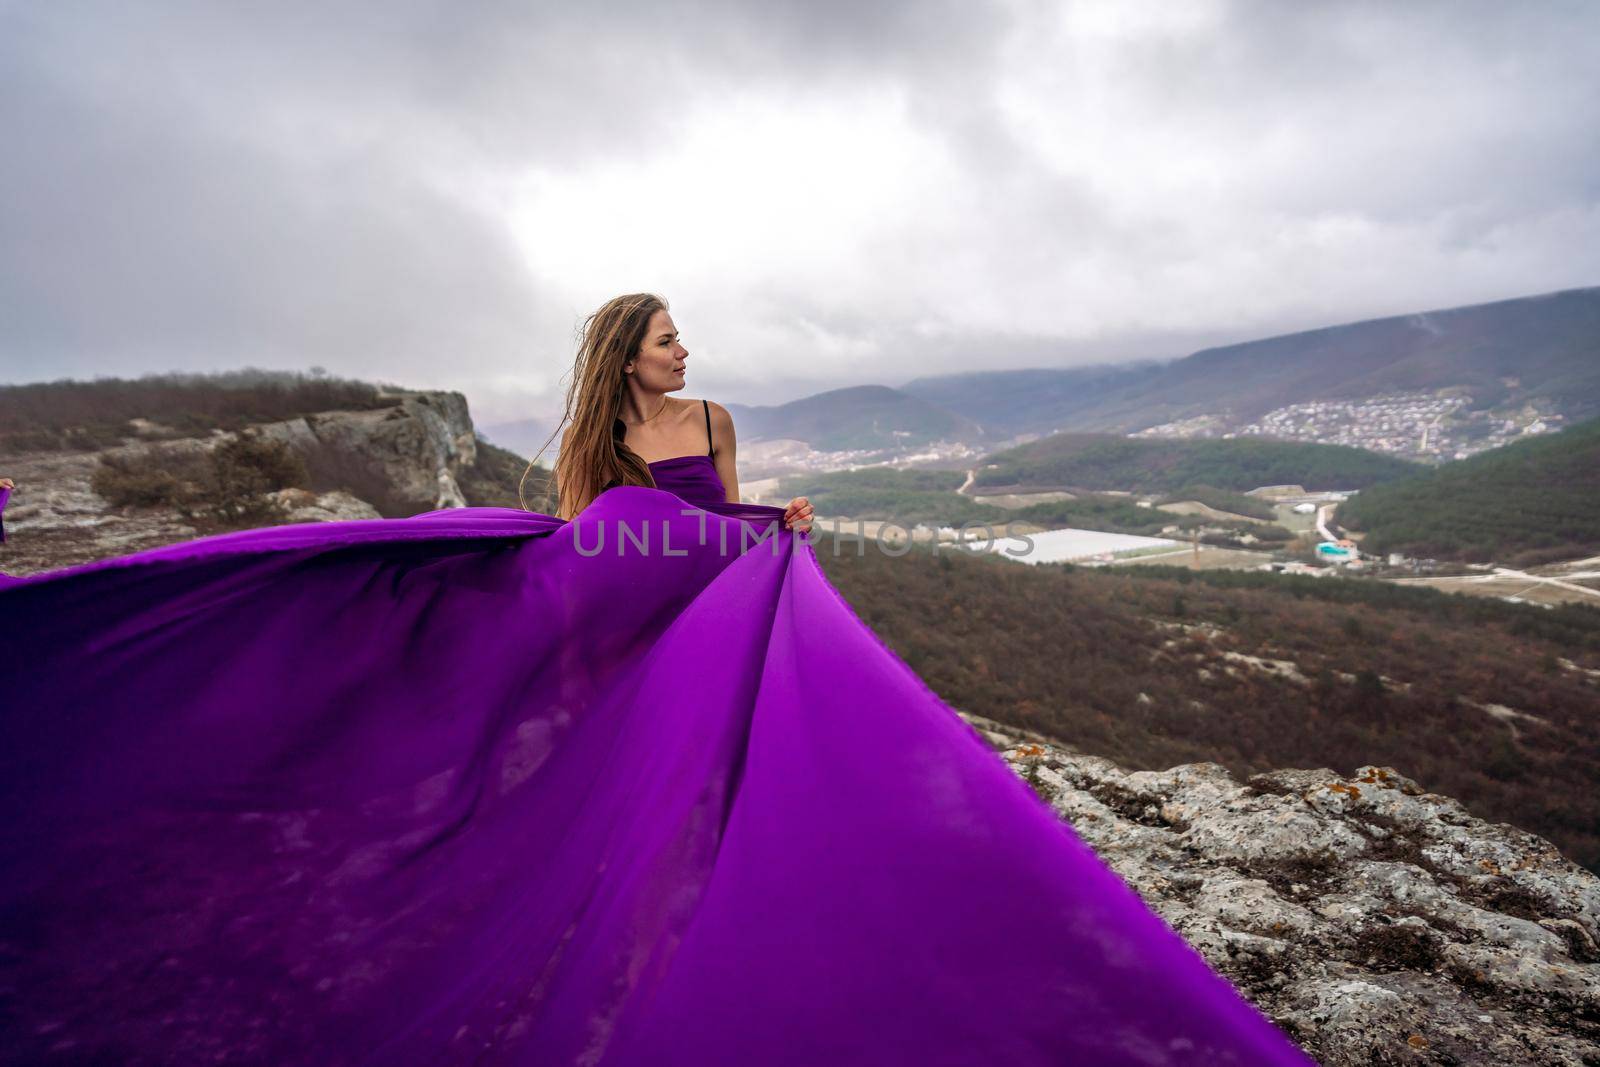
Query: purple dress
0 458 1314 1065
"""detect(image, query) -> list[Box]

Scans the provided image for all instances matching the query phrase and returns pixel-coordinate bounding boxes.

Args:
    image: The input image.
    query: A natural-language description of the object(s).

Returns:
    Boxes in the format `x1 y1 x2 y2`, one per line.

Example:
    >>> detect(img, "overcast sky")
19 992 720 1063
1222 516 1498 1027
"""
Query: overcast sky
2 0 1597 425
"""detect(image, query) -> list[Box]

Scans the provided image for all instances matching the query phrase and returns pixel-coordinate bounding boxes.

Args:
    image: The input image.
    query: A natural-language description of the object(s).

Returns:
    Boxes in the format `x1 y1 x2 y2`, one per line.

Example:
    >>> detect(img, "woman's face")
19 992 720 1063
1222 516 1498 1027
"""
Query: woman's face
627 309 688 391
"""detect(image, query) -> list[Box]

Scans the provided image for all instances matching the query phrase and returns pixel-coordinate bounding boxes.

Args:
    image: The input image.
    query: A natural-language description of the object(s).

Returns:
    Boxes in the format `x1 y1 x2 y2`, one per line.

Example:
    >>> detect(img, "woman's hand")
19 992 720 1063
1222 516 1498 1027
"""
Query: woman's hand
0 478 13 489
783 495 813 533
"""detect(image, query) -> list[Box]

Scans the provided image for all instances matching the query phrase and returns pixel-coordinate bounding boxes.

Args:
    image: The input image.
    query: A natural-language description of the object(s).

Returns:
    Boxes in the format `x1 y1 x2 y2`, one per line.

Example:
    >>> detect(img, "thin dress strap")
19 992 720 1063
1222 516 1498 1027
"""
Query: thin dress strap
703 398 713 456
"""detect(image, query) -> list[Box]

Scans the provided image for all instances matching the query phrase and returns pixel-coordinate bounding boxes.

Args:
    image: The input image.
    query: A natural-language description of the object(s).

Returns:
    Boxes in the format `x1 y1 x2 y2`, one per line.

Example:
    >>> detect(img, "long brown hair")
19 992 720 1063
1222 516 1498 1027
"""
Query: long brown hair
519 293 665 520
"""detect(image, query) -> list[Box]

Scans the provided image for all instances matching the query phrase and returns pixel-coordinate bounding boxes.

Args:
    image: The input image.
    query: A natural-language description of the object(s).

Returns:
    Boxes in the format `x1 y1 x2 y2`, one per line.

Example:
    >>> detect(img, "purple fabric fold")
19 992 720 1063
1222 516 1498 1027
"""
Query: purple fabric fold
0 469 1313 1065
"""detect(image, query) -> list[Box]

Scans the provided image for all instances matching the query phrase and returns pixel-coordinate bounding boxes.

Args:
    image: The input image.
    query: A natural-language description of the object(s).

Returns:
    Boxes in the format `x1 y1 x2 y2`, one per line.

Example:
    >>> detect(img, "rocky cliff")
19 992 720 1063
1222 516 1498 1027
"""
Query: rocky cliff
0 389 477 576
253 390 477 511
960 710 1600 1065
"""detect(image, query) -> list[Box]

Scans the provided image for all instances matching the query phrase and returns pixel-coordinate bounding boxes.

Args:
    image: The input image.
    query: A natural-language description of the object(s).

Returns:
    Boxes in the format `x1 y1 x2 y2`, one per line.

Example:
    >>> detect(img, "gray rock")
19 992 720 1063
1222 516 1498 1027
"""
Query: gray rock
254 390 476 513
266 488 383 523
960 710 1600 1066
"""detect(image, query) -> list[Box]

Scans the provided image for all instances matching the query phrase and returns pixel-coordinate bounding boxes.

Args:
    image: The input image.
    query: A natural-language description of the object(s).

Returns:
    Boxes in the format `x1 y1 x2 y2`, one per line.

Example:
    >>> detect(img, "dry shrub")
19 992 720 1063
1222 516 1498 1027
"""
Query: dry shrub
92 432 309 527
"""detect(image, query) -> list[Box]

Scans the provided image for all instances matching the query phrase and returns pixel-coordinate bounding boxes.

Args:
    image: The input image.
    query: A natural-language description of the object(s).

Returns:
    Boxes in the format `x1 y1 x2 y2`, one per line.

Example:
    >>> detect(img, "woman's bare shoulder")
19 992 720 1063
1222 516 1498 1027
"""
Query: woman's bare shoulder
703 399 736 436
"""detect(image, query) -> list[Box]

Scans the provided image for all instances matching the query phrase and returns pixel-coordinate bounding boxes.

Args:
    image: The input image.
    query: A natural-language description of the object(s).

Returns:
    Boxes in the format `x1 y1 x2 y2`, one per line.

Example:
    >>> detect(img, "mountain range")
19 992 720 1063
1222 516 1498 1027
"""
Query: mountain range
710 286 1600 456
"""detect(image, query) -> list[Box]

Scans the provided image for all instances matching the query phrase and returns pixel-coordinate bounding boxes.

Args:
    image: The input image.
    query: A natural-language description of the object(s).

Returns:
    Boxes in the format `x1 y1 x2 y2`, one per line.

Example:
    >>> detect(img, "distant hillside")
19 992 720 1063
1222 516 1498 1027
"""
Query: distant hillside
899 286 1600 437
813 532 1600 872
478 417 557 463
725 384 988 452
972 433 1419 494
1339 417 1600 564
898 363 1164 438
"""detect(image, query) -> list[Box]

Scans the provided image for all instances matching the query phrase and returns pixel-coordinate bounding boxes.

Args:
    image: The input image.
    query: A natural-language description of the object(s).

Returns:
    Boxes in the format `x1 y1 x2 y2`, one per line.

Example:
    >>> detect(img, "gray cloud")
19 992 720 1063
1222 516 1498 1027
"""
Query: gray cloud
1 0 1596 425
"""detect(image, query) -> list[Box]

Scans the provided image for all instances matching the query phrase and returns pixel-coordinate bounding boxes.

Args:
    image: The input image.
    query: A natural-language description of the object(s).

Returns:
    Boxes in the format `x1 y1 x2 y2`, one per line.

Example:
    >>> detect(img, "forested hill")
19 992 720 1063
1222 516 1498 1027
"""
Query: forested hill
970 433 1419 494
1338 416 1600 564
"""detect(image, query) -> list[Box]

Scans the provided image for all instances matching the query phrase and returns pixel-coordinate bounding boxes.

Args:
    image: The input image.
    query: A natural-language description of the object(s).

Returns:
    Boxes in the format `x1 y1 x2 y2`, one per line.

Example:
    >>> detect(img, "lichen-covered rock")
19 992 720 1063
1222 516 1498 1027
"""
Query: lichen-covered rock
960 710 1600 1066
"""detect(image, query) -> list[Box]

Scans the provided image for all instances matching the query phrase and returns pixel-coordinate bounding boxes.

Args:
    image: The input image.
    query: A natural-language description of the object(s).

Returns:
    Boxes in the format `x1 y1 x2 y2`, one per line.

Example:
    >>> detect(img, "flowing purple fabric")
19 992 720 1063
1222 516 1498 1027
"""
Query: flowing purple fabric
0 456 1314 1065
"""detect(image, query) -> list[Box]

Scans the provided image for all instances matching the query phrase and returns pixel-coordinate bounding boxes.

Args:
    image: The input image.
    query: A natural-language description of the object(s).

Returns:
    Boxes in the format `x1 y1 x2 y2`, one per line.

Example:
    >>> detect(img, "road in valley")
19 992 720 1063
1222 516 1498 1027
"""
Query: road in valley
1316 504 1338 542
1389 567 1600 603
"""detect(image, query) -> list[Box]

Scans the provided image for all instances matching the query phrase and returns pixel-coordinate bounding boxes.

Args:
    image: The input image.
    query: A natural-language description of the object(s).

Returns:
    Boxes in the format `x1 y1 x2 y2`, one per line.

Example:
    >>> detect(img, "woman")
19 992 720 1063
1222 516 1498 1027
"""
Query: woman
524 293 812 534
0 299 1314 1065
